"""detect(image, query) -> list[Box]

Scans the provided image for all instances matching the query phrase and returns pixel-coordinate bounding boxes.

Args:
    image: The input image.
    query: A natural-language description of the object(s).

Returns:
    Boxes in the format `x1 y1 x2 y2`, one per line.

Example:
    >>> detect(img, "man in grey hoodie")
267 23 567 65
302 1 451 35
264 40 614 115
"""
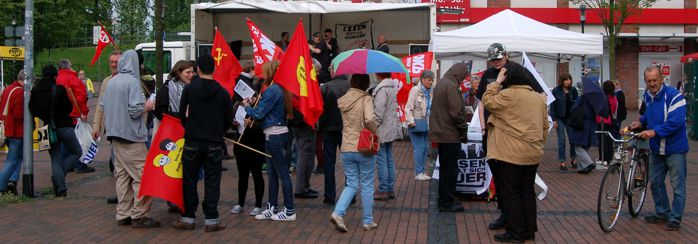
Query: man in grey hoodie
101 50 160 228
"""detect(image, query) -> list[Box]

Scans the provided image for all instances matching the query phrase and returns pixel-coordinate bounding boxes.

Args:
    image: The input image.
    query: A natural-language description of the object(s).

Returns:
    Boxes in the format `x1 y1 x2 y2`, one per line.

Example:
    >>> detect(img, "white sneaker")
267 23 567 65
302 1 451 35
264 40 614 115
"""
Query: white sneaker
255 205 276 220
271 208 296 221
421 174 431 181
249 207 263 216
329 213 347 232
230 205 243 214
415 174 421 180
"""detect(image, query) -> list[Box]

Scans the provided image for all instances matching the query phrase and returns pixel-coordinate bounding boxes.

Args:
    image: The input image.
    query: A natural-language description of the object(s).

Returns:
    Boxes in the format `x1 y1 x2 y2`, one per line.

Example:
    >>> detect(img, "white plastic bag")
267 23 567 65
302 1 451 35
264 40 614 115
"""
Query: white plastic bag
75 120 99 164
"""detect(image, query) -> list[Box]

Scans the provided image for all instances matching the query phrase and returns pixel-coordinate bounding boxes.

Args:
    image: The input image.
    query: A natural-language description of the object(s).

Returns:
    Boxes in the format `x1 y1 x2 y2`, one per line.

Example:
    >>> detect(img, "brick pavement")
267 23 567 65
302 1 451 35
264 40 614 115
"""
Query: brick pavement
0 88 697 243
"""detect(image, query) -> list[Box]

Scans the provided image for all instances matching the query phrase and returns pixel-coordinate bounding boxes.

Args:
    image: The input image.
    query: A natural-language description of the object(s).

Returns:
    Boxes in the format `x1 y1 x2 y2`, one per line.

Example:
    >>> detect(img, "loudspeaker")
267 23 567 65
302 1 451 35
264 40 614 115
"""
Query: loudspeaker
197 44 213 59
230 41 242 60
409 44 429 55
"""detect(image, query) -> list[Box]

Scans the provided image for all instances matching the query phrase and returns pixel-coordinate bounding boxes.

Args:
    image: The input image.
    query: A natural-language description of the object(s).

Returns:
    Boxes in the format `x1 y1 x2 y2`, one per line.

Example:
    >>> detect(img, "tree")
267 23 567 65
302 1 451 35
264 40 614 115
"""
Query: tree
570 0 658 79
163 0 201 32
112 0 152 43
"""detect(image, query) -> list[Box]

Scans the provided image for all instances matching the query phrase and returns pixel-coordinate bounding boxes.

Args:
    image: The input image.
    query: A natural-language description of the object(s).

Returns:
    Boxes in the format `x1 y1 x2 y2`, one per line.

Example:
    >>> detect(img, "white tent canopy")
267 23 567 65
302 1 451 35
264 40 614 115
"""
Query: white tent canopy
198 0 434 13
431 9 603 58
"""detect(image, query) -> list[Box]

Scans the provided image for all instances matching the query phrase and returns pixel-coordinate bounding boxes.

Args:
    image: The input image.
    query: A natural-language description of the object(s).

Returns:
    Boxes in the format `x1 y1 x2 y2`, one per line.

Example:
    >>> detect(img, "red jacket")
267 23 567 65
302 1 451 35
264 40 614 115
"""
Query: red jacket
56 69 89 121
0 81 24 138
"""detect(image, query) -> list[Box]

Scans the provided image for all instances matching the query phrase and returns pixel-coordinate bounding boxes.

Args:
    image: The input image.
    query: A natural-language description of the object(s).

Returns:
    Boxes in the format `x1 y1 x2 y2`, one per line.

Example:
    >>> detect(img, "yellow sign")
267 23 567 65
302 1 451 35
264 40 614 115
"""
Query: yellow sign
0 46 24 60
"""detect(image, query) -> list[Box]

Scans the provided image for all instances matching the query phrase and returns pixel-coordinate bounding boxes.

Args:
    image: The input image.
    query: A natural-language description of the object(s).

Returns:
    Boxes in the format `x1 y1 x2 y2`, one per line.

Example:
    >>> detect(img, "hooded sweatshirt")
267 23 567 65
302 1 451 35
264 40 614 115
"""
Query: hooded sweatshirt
101 50 148 143
338 88 378 153
179 76 234 145
429 63 469 143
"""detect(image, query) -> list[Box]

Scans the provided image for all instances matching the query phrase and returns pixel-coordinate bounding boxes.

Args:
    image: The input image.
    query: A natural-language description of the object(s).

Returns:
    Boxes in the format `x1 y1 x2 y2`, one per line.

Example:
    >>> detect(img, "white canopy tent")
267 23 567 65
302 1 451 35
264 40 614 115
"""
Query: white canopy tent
199 0 435 14
431 9 603 59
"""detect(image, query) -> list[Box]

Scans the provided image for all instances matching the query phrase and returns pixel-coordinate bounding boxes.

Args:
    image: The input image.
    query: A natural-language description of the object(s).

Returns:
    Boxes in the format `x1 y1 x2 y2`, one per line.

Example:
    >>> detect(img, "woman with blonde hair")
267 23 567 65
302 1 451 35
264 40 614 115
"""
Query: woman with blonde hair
243 60 296 221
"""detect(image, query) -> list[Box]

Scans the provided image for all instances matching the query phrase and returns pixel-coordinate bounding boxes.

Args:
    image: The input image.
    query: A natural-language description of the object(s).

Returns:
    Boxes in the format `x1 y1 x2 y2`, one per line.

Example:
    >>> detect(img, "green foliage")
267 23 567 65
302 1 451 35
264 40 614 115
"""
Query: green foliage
163 0 200 32
0 0 113 51
33 44 136 81
112 0 153 43
0 193 31 206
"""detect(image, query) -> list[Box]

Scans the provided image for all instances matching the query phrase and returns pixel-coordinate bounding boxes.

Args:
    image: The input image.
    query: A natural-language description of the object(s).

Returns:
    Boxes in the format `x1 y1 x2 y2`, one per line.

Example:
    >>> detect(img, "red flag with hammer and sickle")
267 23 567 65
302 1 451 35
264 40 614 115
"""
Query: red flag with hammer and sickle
212 29 243 97
273 19 323 129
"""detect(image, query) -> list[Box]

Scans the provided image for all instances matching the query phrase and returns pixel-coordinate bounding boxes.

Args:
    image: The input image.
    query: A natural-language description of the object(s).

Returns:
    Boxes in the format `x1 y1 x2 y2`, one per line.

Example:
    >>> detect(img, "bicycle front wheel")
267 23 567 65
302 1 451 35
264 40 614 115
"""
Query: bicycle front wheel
628 152 650 217
597 164 624 232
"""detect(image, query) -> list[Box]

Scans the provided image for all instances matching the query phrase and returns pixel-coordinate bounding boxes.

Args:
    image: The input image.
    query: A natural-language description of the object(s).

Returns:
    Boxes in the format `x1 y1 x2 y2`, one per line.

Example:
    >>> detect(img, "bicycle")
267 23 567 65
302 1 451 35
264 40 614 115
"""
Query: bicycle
595 130 650 232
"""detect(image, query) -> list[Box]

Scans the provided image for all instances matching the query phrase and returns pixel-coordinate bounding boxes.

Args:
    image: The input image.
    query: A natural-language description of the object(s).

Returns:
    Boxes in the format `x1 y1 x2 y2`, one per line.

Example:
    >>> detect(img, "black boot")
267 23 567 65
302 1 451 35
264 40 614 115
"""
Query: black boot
6 181 18 195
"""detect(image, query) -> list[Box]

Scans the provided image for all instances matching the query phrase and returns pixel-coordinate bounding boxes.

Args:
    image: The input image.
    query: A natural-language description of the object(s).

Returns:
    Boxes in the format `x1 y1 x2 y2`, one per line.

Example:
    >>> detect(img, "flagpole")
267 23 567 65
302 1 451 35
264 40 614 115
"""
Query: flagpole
236 81 266 143
224 137 271 158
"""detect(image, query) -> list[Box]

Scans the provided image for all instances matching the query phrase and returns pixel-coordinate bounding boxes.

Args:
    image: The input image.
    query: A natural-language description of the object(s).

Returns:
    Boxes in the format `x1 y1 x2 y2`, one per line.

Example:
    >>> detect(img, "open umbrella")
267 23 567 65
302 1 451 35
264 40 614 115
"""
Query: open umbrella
331 49 410 82
582 79 609 117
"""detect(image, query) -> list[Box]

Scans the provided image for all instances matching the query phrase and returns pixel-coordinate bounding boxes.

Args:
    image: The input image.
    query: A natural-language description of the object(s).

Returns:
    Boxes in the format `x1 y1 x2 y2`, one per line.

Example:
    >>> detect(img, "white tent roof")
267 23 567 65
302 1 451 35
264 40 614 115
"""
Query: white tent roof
196 0 434 14
431 9 603 58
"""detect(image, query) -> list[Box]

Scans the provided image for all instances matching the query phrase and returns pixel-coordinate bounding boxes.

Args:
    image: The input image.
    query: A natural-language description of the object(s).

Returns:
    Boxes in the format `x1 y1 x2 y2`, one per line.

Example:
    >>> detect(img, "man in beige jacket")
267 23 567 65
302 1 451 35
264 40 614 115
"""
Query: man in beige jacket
93 51 121 204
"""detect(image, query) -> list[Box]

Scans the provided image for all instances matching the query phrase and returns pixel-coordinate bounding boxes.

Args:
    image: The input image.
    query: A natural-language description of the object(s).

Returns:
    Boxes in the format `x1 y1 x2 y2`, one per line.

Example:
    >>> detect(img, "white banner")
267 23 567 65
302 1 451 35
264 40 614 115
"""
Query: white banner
335 20 374 51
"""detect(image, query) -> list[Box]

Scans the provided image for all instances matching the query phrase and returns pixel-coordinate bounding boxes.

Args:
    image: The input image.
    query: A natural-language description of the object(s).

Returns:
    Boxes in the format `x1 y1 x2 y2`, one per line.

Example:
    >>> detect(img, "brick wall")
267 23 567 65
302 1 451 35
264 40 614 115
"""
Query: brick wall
557 0 569 8
557 62 569 79
487 0 510 8
615 38 640 110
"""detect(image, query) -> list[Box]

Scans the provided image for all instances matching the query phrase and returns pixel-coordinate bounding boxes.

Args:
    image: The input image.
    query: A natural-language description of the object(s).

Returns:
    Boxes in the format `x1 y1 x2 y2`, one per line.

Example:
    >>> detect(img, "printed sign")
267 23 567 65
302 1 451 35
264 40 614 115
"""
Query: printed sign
421 0 470 23
335 20 374 51
433 142 492 195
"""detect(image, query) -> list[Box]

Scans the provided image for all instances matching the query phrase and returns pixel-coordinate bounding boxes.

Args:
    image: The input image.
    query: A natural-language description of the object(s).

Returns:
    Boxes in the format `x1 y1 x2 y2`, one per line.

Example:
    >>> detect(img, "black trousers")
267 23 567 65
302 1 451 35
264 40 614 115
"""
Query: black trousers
497 160 538 239
598 123 614 163
490 159 507 214
437 143 460 208
182 143 223 220
234 144 265 208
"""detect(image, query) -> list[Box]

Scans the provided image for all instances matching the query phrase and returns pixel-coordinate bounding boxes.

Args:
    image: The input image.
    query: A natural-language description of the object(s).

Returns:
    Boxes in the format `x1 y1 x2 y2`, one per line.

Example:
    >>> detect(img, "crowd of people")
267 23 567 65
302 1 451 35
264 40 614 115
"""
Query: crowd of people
0 35 690 241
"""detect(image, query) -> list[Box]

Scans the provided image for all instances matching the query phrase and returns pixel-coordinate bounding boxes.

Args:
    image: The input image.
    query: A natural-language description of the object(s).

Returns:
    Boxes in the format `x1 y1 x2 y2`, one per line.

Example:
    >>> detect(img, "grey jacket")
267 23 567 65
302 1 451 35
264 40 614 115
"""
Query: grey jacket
101 50 148 143
373 78 403 143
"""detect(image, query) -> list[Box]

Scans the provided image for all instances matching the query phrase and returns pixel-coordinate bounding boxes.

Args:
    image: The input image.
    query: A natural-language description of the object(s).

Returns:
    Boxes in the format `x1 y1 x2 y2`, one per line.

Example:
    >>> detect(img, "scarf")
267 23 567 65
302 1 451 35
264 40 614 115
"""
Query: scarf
167 78 187 113
421 83 432 116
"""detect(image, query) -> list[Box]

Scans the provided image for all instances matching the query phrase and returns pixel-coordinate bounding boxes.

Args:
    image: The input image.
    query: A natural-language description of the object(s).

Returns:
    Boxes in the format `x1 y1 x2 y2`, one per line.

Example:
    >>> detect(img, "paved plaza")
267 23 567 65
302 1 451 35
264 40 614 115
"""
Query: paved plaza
0 86 696 243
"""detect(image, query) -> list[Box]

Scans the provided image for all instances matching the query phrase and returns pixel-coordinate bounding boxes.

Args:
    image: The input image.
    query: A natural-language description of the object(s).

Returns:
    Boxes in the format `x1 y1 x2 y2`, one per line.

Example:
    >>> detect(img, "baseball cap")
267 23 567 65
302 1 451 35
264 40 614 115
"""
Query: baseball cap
487 43 506 60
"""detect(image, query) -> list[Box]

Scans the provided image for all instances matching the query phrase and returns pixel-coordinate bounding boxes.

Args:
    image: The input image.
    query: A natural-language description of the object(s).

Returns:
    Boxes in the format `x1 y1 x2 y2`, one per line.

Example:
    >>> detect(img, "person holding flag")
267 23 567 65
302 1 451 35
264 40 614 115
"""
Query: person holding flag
171 54 233 232
243 60 296 222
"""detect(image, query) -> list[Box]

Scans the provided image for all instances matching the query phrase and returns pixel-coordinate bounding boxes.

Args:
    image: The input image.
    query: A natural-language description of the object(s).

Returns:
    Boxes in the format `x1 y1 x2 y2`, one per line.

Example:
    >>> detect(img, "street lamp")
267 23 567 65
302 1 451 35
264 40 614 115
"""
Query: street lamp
580 4 587 34
580 4 587 78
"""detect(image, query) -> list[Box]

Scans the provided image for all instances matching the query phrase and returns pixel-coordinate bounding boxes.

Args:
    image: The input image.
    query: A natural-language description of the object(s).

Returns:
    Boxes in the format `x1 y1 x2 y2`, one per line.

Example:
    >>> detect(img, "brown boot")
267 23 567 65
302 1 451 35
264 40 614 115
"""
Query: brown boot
205 223 226 232
374 192 389 201
171 221 195 230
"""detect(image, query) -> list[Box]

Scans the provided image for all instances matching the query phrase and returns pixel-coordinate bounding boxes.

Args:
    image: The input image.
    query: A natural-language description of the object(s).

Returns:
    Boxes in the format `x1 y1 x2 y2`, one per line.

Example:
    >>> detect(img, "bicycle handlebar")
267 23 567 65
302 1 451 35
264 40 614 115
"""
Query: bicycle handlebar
594 131 639 143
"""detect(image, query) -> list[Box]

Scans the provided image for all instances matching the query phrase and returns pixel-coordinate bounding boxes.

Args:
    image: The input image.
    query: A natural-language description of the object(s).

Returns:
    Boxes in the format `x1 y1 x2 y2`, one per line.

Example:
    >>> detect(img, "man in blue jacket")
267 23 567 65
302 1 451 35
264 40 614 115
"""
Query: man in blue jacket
631 66 689 231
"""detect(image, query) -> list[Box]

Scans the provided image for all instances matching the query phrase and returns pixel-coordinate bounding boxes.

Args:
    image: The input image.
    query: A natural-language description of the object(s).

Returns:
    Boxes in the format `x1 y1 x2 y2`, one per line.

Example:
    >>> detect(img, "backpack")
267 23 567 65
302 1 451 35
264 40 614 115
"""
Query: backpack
568 97 586 130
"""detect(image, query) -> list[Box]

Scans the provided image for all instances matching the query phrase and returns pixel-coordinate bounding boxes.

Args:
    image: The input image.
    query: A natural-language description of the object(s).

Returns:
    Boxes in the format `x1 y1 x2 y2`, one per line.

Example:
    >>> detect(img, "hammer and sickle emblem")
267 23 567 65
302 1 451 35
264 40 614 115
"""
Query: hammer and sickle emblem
214 48 227 66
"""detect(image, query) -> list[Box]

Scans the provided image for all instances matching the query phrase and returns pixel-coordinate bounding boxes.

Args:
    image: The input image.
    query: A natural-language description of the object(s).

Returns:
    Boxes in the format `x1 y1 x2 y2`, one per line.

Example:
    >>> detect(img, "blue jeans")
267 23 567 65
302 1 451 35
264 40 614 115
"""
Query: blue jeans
0 138 23 191
334 152 375 225
649 153 687 222
408 132 429 175
555 120 576 162
323 132 342 200
265 132 294 211
49 127 82 193
376 142 396 193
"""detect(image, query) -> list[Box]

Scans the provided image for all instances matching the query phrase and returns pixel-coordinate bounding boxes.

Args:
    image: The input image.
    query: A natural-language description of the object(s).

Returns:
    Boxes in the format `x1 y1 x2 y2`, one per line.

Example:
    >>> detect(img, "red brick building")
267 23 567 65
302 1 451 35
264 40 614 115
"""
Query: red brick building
426 0 698 110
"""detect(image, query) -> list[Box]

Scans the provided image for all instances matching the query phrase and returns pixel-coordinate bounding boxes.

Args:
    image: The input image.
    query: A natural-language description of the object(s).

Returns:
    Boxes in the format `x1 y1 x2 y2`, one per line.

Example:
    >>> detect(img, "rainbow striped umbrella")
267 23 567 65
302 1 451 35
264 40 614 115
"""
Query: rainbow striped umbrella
331 49 410 83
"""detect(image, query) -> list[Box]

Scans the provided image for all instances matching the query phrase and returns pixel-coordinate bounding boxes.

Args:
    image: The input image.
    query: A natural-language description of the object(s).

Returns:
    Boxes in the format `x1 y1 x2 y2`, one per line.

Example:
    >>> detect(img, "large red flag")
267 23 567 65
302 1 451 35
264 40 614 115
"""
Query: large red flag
273 19 324 129
139 114 185 211
212 30 243 97
247 19 285 78
394 52 433 122
89 24 117 65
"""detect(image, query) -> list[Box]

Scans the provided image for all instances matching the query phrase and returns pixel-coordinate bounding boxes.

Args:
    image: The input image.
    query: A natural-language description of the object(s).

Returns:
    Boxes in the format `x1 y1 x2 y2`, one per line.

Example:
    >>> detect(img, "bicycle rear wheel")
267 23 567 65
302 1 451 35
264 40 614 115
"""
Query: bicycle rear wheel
597 164 624 232
628 152 649 217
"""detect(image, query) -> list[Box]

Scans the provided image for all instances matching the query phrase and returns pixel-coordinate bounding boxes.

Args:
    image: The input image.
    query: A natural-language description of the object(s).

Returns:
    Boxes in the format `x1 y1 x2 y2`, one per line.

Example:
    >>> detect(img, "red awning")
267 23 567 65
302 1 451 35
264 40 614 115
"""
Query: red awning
681 52 698 63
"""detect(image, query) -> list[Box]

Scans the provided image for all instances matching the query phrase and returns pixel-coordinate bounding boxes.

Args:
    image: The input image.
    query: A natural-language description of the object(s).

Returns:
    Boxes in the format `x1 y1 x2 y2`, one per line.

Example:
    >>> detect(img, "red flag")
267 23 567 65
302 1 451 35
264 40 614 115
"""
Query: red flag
212 30 243 97
273 19 324 129
395 52 433 106
89 24 116 65
247 19 285 78
139 114 185 211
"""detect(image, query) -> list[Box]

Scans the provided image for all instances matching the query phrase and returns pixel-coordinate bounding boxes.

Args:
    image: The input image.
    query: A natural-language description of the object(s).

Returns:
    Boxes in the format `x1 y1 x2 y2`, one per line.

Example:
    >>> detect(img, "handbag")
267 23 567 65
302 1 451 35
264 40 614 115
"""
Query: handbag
356 95 380 156
408 118 429 133
0 86 23 147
